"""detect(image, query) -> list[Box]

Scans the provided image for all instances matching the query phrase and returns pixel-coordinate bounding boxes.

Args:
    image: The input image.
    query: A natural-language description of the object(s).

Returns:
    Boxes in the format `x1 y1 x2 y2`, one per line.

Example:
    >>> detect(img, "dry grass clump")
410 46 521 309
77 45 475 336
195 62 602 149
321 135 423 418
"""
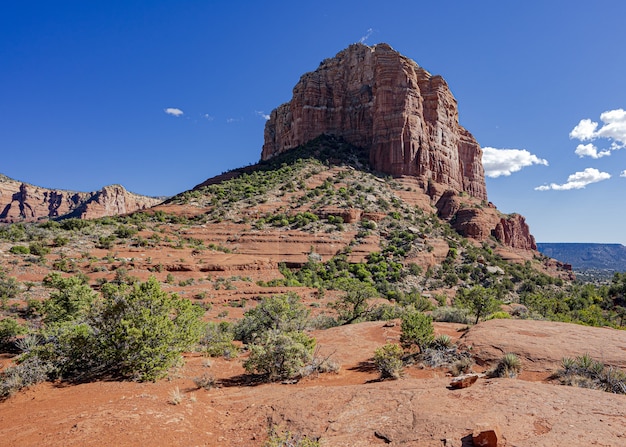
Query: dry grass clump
488 353 522 378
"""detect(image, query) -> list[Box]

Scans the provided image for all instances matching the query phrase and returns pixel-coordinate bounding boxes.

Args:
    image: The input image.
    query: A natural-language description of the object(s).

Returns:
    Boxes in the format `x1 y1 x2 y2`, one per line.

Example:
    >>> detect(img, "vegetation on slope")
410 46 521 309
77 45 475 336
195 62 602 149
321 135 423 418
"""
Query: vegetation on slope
1 135 625 397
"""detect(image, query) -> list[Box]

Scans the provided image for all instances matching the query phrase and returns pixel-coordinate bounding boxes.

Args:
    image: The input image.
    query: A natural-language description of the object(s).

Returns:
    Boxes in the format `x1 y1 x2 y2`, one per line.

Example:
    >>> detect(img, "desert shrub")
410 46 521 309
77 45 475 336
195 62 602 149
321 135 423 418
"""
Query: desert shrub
96 235 115 249
430 334 453 350
234 293 309 344
486 311 511 320
450 357 475 376
373 343 404 380
9 245 30 255
0 272 20 308
30 277 205 382
300 351 341 377
193 373 218 390
28 242 50 256
60 218 91 231
0 356 53 399
114 225 137 238
264 425 320 447
90 278 205 380
0 318 28 348
431 306 472 324
557 354 626 394
42 273 97 324
307 313 340 330
243 329 316 381
200 322 239 359
52 235 69 247
489 353 522 378
400 310 434 353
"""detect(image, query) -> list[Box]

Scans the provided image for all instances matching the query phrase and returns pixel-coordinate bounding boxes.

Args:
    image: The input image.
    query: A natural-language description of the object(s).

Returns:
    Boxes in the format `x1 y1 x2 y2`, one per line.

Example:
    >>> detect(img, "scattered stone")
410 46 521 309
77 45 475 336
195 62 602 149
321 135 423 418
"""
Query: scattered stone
449 374 479 389
472 424 502 447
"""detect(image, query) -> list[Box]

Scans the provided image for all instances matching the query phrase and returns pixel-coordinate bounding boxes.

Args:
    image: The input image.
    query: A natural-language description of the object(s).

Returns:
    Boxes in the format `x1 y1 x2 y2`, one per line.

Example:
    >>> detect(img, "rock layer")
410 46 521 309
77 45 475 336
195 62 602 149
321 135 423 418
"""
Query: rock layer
262 43 486 201
0 175 162 222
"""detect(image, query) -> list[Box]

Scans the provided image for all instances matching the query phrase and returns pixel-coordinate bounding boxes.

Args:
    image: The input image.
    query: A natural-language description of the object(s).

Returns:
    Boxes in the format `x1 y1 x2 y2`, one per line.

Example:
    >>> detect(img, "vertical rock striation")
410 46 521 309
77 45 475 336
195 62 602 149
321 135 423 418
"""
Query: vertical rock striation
262 43 486 201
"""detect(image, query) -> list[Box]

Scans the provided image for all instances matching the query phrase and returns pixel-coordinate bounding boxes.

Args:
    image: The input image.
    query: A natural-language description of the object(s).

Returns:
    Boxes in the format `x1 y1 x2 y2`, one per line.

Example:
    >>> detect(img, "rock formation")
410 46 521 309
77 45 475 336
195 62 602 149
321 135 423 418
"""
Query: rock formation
262 43 536 249
0 175 162 222
262 42 486 201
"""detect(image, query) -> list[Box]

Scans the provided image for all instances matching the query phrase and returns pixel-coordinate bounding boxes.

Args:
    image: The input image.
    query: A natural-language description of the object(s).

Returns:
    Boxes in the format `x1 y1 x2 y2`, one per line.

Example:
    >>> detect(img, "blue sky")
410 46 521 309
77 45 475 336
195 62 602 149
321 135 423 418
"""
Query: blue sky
2 1 626 244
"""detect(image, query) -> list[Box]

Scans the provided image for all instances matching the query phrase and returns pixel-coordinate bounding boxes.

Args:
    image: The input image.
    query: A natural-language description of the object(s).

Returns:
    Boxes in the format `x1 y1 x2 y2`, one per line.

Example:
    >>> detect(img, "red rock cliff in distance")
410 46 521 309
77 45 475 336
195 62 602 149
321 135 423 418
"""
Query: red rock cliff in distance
0 175 162 222
262 42 486 201
262 43 536 250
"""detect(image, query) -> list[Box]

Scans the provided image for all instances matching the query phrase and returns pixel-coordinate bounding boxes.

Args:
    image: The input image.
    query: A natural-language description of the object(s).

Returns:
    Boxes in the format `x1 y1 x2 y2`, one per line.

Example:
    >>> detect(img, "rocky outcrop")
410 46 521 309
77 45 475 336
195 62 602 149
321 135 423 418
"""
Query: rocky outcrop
262 43 486 201
260 43 539 250
0 175 162 222
435 190 536 249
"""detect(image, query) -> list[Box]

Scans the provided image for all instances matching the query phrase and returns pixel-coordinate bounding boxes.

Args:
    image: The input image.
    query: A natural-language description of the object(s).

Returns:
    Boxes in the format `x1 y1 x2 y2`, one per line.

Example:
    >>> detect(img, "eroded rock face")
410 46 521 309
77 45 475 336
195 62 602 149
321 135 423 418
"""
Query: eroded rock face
0 176 162 222
262 43 487 201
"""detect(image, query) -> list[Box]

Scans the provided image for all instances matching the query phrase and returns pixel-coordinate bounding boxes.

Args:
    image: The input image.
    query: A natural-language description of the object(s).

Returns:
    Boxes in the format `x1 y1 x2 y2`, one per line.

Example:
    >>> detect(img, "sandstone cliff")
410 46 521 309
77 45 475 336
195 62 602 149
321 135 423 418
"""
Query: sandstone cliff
262 43 486 201
0 175 162 222
262 43 535 249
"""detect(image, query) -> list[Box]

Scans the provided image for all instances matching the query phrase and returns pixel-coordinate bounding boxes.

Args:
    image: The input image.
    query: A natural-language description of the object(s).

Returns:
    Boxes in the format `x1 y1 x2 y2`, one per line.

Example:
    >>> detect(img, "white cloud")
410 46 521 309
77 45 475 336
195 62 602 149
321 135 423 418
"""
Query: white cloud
482 147 548 178
164 107 184 117
574 143 610 159
359 28 373 43
621 170 626 178
203 113 214 121
255 110 270 120
569 118 598 141
535 167 611 191
569 109 626 156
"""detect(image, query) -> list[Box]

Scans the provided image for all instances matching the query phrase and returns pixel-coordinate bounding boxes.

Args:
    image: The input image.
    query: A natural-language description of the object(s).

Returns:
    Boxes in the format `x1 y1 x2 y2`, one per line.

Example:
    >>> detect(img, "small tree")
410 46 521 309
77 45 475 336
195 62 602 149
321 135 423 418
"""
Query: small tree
330 278 378 324
455 285 500 324
400 310 434 354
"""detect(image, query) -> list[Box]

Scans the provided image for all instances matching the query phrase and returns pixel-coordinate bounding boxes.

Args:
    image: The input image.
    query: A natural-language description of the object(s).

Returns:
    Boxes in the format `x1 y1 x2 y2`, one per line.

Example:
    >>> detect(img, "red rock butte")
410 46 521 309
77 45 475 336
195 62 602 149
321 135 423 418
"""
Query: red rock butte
262 42 486 202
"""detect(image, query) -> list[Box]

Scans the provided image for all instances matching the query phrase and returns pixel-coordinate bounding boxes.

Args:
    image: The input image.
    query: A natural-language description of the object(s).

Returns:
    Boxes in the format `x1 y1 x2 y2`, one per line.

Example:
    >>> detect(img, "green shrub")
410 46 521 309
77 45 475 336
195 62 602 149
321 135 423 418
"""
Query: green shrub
234 293 309 344
0 273 20 309
373 343 404 380
28 242 50 256
201 322 239 359
486 311 511 320
431 306 472 324
31 277 205 382
0 318 28 348
243 329 315 381
90 278 205 380
9 245 30 255
42 273 97 324
400 310 434 353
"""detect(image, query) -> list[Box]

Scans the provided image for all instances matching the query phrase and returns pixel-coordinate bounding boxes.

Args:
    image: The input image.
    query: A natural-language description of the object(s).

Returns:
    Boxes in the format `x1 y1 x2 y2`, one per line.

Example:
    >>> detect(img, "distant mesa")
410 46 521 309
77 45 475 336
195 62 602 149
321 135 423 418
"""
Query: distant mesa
0 175 162 222
261 42 535 250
